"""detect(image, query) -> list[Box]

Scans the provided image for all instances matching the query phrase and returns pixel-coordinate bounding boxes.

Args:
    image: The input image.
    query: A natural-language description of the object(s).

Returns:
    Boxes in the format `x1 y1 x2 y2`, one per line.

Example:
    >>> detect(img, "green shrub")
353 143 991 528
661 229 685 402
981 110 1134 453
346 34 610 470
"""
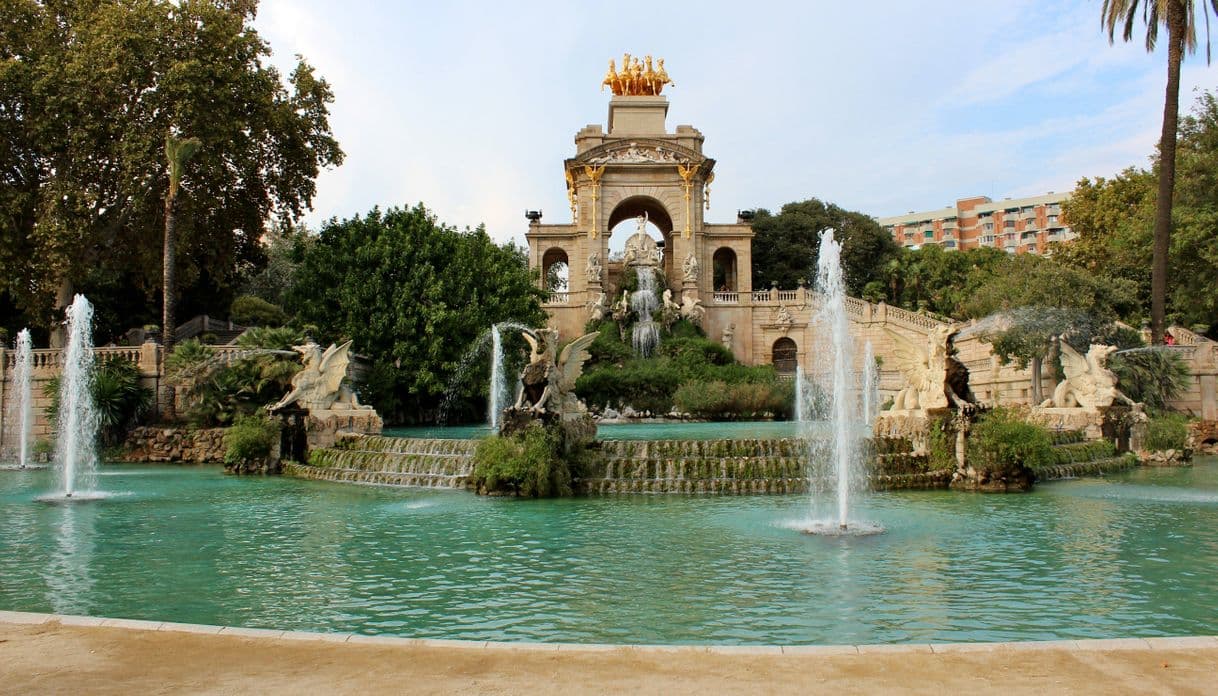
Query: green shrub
223 414 280 472
925 415 958 471
471 425 572 497
1145 413 1190 451
45 358 152 445
179 328 304 427
1108 348 1190 412
968 408 1055 471
230 295 288 327
673 380 792 419
165 339 214 383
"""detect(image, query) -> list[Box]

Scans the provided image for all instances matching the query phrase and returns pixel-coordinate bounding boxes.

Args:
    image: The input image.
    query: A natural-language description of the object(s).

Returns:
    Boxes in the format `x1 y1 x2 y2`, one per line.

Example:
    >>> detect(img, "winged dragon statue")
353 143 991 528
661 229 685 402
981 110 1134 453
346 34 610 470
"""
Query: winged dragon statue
512 328 600 421
1040 342 1131 411
884 325 975 412
269 340 372 413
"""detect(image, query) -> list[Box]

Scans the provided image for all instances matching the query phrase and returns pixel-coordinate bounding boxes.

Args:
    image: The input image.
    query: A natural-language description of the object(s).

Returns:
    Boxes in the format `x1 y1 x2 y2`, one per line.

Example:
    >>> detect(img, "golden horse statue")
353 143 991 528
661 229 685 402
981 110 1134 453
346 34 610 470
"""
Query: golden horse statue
603 55 673 96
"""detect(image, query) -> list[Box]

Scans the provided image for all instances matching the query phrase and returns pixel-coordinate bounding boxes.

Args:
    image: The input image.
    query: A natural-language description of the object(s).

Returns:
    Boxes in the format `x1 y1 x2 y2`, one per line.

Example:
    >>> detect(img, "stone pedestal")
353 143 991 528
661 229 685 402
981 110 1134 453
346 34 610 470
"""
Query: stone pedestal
1028 407 1105 440
305 409 383 450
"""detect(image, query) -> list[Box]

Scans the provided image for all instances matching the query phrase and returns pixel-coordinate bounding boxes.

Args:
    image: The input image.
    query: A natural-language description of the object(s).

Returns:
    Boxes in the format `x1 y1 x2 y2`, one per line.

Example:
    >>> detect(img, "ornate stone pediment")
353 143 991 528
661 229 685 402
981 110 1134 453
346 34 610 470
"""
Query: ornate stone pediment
571 139 705 168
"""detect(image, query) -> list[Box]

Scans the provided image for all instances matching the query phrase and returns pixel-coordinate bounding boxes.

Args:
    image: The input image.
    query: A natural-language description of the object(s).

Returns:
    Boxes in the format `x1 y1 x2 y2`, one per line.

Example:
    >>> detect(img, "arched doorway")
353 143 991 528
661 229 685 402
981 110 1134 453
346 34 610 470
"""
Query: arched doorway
542 247 569 302
772 337 798 375
713 247 737 291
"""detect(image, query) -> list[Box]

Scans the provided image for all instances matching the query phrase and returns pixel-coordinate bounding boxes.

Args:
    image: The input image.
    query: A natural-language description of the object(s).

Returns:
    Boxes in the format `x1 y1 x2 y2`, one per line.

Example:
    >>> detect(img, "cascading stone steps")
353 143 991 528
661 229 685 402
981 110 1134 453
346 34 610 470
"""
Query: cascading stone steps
287 435 477 489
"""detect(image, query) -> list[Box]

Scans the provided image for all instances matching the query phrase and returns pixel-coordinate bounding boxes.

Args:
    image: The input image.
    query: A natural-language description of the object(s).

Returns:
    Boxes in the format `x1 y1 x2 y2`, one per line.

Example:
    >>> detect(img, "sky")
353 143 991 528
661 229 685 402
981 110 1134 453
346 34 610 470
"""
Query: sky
254 0 1218 246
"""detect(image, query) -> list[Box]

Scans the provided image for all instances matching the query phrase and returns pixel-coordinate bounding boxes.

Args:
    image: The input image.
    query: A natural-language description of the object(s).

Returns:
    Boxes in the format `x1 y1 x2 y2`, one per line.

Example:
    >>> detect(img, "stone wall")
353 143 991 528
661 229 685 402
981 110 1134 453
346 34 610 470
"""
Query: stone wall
120 426 228 463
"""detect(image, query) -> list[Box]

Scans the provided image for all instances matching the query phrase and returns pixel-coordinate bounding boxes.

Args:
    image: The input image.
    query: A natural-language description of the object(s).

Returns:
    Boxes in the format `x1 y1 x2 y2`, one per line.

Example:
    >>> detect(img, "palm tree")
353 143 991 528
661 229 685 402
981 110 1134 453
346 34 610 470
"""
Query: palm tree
162 133 201 420
1101 0 1218 344
162 133 202 355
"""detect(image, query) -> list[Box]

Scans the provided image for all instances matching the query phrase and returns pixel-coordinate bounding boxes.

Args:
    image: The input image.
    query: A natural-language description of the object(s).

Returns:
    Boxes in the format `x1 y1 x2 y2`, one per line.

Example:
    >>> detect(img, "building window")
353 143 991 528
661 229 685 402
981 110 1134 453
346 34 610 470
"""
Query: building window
984 222 994 231
1004 220 1015 228
924 230 934 239
1048 214 1059 224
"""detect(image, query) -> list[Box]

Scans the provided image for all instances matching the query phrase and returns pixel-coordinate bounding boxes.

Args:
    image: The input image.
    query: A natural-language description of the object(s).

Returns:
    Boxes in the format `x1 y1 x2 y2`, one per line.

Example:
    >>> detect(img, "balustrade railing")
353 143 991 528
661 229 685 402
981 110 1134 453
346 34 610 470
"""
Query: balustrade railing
712 291 740 304
751 291 770 303
777 290 799 302
544 292 569 306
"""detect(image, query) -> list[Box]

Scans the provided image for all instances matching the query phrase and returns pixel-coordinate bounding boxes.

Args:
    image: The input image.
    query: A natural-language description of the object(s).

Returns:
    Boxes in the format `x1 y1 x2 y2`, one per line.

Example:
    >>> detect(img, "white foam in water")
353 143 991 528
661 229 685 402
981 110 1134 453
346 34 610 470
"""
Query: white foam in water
53 295 99 500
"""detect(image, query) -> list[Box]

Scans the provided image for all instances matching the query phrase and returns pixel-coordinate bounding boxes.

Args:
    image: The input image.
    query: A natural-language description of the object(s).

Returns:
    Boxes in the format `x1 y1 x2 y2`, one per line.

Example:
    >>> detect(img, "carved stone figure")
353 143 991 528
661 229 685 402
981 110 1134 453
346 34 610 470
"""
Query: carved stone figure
661 288 681 328
679 291 705 327
775 304 793 326
1041 342 1127 411
884 325 966 412
586 291 608 322
585 251 603 285
270 341 373 413
682 251 699 283
721 323 735 351
612 290 631 323
623 213 662 267
587 143 680 164
511 328 600 421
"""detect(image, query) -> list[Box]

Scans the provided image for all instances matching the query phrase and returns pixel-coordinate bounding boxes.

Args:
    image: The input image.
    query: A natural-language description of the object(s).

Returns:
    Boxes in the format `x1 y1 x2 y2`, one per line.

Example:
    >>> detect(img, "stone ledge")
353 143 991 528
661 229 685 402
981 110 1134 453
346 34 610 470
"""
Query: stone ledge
5 612 1215 656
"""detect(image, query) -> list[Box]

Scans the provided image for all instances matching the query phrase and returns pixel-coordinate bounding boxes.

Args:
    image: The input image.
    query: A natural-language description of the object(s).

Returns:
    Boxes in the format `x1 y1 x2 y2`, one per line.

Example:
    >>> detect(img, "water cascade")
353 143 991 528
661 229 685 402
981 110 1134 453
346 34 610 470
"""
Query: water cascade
54 295 98 498
801 230 881 535
3 329 34 467
631 266 661 357
488 324 508 430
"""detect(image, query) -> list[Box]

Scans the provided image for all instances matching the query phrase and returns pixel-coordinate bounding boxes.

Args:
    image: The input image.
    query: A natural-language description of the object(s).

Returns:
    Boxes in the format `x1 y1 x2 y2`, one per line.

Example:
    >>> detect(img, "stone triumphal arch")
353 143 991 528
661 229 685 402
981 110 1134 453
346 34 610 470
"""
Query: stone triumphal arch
526 75 755 356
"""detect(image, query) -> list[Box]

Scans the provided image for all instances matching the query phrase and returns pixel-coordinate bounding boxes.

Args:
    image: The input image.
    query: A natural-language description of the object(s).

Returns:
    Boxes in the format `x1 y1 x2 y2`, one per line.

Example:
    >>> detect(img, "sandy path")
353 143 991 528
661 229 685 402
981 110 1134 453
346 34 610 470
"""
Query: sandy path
2 621 1216 695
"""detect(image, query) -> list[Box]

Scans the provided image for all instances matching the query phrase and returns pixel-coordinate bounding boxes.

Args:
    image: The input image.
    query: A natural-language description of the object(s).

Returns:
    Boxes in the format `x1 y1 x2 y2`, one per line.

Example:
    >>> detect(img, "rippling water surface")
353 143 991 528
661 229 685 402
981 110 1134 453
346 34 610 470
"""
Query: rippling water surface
2 459 1216 645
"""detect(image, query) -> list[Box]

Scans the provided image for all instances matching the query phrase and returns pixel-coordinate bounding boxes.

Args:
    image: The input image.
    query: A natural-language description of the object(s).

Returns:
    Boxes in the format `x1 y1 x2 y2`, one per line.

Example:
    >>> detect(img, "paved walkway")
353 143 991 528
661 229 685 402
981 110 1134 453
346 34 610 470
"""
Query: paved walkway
2 612 1216 694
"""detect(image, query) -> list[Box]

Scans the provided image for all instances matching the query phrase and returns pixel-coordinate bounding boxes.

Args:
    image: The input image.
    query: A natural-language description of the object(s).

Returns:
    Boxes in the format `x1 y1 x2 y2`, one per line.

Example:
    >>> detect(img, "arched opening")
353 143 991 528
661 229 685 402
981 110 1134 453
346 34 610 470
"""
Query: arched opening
712 247 737 292
772 337 798 374
607 196 676 281
541 247 569 299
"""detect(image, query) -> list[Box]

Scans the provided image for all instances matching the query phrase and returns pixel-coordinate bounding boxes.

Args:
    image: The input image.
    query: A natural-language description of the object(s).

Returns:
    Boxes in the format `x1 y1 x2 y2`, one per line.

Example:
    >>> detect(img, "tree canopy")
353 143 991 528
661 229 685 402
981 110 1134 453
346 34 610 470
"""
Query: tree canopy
284 205 547 423
0 0 342 341
749 198 899 295
1060 88 1218 335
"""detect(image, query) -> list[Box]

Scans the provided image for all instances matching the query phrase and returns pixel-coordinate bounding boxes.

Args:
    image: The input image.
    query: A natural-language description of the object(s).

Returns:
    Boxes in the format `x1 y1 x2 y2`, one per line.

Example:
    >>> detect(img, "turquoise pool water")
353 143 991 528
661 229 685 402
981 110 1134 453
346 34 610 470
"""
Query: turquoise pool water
386 421 803 440
2 460 1217 645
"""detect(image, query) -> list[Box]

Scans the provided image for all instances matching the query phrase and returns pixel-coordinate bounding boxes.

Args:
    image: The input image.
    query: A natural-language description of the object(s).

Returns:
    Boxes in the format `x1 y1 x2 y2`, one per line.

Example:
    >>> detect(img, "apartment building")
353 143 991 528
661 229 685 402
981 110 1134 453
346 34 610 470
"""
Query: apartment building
877 192 1076 254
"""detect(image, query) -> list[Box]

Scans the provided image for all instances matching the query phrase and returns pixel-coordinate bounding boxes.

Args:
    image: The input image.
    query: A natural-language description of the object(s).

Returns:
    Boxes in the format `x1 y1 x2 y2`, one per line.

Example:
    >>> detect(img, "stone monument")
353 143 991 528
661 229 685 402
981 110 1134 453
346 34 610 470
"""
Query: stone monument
270 340 383 449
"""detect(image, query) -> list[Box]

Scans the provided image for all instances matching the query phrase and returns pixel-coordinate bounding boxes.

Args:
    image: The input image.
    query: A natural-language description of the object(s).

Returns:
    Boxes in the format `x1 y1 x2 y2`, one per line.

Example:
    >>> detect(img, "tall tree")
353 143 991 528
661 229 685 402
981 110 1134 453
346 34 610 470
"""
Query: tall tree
0 0 342 340
1101 0 1218 343
162 134 201 354
285 205 548 424
750 198 899 295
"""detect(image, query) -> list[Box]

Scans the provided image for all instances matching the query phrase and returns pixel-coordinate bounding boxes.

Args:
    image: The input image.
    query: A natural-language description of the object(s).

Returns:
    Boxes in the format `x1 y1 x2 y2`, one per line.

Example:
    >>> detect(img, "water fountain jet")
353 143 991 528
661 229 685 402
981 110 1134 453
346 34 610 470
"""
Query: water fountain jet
798 230 883 537
3 329 34 468
51 295 99 500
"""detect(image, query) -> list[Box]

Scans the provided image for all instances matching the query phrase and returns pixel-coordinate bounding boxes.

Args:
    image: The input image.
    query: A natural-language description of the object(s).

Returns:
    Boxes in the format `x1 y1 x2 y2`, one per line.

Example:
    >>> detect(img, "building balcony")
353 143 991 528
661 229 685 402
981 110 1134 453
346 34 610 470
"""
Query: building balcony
544 292 570 306
713 291 740 304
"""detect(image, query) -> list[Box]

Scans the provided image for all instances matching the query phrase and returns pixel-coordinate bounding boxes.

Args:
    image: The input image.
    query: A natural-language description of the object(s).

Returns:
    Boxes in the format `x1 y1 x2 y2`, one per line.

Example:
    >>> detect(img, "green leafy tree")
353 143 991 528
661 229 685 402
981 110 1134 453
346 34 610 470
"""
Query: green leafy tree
284 205 547 423
962 254 1140 402
0 0 342 340
1060 90 1218 336
750 199 899 294
1101 0 1218 343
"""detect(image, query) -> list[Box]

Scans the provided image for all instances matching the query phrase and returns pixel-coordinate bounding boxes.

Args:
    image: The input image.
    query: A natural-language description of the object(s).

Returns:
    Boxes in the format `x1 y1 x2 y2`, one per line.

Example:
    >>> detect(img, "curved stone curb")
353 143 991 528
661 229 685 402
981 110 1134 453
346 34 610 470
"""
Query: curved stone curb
4 610 1217 654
